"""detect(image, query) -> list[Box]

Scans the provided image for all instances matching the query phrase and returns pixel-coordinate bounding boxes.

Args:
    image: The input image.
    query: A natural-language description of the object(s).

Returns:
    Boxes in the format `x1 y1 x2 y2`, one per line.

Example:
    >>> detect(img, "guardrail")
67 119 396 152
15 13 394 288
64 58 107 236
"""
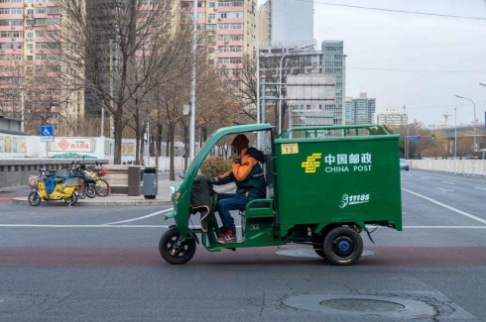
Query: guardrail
410 159 486 177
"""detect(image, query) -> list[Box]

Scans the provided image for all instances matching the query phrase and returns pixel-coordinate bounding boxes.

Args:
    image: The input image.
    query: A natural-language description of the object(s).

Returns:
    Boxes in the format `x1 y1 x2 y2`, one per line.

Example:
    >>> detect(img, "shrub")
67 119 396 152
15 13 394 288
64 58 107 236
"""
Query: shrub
200 156 232 178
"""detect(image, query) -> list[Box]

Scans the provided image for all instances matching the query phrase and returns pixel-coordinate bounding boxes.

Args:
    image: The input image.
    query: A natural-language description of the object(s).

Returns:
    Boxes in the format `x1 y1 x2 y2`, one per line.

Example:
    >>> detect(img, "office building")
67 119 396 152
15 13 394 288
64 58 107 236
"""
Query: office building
345 93 376 125
322 41 346 125
376 108 408 126
259 0 314 47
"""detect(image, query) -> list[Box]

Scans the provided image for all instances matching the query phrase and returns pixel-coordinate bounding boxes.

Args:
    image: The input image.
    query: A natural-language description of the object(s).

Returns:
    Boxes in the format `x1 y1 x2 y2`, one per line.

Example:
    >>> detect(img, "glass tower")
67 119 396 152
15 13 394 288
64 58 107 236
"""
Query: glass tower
322 41 346 125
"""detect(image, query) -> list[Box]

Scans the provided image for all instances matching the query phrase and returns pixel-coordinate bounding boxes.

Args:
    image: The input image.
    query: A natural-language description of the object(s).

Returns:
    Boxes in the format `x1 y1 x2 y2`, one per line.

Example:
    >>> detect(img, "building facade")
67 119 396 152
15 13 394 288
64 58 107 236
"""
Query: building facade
376 108 408 126
0 0 84 135
322 41 346 125
180 0 256 88
345 93 376 125
260 0 314 47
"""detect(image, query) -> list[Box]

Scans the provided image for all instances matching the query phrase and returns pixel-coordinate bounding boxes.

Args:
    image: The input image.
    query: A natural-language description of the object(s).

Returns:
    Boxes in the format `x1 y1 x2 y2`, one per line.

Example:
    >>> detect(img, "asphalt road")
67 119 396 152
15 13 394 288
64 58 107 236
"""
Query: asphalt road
1 170 486 321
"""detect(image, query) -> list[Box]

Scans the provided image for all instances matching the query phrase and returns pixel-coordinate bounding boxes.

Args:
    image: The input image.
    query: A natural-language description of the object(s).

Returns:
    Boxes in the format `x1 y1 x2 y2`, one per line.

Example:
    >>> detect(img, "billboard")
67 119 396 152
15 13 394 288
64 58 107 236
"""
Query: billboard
286 75 336 105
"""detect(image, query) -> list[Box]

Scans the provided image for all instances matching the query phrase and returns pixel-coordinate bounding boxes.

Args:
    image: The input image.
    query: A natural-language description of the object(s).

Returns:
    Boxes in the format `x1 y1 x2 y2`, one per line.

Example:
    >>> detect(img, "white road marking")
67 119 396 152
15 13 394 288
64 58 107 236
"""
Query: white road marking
402 188 486 225
438 187 454 193
0 224 244 229
403 226 486 229
103 208 174 225
475 187 486 192
442 181 455 185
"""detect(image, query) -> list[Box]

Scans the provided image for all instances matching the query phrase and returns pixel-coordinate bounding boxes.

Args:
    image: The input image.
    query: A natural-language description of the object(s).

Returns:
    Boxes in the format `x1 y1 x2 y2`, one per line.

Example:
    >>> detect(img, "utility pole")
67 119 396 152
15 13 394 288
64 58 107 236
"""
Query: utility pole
403 106 409 159
189 0 198 161
454 107 457 159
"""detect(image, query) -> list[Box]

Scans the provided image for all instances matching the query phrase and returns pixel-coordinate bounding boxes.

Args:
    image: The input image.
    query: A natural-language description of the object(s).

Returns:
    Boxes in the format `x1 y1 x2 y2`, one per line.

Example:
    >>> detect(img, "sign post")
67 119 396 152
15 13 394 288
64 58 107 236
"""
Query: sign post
40 125 54 158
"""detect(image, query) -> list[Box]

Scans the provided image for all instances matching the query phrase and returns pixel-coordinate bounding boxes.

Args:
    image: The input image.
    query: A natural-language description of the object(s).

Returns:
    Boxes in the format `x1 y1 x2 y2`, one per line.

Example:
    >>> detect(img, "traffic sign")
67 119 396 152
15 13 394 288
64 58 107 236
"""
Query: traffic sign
40 125 54 142
409 136 419 141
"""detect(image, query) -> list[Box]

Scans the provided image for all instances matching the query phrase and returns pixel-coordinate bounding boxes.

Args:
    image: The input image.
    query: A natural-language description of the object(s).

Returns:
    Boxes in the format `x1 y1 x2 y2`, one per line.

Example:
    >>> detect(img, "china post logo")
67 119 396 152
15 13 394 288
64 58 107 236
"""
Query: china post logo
302 153 322 173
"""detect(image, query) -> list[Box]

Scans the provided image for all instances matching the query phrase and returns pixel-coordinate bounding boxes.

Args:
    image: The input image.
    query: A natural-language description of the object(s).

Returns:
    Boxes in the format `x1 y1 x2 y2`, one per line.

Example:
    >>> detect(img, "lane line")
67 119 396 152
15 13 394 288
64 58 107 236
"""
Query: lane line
442 181 455 185
402 188 486 225
437 187 454 193
403 226 486 229
0 223 486 229
0 224 243 228
103 208 174 225
475 187 486 191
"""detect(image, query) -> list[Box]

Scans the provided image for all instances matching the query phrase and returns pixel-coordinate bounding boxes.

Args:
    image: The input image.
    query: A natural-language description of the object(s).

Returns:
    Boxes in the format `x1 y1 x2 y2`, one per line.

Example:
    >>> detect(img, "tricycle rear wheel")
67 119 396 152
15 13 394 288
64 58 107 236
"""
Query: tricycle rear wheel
323 227 363 266
159 228 196 265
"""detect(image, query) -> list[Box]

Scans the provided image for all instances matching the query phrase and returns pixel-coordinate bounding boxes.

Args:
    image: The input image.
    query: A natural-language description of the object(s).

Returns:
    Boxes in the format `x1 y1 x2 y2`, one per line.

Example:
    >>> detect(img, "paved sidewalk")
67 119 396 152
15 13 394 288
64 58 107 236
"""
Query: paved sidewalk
12 179 234 206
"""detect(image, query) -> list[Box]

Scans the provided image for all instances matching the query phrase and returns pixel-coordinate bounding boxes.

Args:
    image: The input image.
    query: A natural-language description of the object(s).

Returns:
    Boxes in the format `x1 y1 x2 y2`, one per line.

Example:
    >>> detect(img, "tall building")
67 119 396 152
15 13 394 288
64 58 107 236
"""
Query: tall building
259 0 314 47
0 0 84 135
345 93 376 125
180 0 256 88
322 41 346 125
376 108 408 126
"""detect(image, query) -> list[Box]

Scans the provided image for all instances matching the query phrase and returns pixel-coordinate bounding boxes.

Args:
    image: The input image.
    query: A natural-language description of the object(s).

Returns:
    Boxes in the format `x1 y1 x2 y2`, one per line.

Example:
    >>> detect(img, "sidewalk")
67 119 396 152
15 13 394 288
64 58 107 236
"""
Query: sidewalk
12 179 234 206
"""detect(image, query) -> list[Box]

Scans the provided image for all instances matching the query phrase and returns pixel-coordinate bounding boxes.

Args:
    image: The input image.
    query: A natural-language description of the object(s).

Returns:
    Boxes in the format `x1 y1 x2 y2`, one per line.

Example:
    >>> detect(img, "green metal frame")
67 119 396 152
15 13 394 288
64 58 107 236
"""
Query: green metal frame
279 124 390 139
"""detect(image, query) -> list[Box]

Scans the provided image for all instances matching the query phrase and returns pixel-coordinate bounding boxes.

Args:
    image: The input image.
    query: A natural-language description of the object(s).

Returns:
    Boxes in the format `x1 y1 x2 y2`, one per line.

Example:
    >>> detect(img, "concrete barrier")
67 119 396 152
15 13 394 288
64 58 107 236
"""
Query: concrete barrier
410 159 486 177
0 159 108 191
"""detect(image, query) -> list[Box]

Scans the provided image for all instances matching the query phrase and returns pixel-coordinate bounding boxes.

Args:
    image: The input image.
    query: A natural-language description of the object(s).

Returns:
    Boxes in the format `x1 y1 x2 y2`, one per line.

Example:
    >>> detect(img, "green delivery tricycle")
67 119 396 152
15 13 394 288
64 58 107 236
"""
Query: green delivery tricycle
160 124 402 266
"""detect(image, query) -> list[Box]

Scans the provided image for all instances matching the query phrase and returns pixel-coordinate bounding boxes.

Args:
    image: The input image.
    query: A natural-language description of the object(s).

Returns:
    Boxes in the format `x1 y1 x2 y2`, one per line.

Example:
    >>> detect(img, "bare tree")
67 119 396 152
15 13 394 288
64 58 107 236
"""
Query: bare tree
57 0 190 164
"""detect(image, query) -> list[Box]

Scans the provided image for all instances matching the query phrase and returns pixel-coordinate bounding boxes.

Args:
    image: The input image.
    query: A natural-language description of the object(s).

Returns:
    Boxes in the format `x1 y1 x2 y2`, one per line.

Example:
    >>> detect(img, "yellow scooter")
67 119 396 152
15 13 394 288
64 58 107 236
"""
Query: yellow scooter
28 169 79 206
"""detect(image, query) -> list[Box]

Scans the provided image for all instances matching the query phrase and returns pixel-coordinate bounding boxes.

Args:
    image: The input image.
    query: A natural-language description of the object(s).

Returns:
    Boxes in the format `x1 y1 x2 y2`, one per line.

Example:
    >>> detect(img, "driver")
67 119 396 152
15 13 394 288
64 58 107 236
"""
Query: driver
212 134 266 244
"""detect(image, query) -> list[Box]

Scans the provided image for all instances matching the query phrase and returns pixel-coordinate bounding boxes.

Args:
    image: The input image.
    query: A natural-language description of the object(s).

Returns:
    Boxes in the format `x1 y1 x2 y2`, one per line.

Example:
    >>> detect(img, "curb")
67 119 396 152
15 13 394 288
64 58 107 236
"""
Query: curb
12 197 172 207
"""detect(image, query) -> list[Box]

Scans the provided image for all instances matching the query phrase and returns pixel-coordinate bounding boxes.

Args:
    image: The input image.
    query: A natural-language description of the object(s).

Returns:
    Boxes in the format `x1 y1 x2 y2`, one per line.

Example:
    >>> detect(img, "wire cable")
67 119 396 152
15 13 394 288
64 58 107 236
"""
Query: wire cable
349 67 486 74
290 0 486 21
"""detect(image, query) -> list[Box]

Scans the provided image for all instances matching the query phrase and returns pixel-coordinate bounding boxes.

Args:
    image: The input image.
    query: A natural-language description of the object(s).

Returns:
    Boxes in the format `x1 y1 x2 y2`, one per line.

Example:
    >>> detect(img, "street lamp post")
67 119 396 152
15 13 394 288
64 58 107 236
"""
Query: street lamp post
278 44 313 134
188 0 198 162
455 95 477 152
256 1 269 148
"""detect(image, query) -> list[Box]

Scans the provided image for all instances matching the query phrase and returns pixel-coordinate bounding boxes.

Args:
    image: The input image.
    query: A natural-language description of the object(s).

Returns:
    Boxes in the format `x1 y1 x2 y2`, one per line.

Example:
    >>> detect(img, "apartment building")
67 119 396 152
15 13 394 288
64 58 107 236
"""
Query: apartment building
180 0 256 88
345 93 376 125
376 108 408 126
0 0 84 135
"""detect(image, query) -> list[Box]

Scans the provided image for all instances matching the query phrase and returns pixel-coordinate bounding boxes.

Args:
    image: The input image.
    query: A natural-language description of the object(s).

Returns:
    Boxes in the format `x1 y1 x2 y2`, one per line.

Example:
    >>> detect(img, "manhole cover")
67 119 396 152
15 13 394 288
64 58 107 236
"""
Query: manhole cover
321 299 405 312
284 294 436 319
276 248 374 258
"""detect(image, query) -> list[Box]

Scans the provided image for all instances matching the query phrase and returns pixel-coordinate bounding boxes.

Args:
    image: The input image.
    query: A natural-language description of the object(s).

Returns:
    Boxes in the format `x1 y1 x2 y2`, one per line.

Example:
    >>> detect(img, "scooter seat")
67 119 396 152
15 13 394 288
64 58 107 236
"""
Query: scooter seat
54 178 65 184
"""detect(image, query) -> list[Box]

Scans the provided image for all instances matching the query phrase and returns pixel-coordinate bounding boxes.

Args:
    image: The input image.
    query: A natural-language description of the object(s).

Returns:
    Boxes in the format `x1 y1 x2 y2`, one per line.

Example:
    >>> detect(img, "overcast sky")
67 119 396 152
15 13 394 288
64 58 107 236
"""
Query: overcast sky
263 0 486 126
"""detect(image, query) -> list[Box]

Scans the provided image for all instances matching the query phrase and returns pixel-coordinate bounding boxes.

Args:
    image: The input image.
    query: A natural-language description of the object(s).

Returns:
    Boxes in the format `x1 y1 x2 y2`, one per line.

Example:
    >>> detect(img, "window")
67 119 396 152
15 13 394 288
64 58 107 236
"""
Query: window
35 8 47 14
218 12 243 19
0 19 23 26
218 1 243 7
218 23 243 30
218 34 243 42
208 13 215 20
209 2 216 8
0 8 23 15
27 44 34 51
206 24 216 31
218 46 242 53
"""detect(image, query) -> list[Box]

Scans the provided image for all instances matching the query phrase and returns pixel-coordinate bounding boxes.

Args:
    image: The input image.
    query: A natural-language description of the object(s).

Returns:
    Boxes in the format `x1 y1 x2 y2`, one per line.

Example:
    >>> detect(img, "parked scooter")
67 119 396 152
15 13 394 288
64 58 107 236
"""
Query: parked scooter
86 162 110 197
67 162 97 199
28 168 79 206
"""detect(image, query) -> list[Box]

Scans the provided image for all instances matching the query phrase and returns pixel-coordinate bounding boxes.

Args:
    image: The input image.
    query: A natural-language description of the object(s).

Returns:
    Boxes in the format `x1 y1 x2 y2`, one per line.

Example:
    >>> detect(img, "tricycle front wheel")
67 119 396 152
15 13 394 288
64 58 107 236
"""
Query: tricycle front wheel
323 227 363 266
159 228 196 265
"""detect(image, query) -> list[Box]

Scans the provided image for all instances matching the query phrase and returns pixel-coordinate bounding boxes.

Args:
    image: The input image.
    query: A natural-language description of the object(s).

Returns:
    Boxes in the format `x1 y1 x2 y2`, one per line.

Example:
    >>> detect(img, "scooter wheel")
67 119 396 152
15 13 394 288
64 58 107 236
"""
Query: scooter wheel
86 184 96 198
159 228 196 265
28 191 41 207
66 192 78 206
323 226 363 266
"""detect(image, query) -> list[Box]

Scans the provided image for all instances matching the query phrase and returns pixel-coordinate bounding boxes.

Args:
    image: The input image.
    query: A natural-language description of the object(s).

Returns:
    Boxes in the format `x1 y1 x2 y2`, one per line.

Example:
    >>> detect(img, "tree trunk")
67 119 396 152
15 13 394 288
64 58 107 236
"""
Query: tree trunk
134 119 141 165
156 123 163 157
113 109 124 165
140 125 146 166
169 122 175 181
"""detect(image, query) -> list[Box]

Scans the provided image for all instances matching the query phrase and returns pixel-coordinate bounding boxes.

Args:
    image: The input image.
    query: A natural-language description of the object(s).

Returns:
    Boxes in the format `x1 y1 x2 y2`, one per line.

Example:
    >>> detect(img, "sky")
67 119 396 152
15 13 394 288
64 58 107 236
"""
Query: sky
262 0 486 126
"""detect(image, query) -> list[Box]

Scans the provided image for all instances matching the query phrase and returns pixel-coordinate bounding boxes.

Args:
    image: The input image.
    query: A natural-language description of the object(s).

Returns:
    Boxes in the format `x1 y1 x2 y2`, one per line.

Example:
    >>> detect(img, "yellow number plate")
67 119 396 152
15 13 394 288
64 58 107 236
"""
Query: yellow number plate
281 143 299 155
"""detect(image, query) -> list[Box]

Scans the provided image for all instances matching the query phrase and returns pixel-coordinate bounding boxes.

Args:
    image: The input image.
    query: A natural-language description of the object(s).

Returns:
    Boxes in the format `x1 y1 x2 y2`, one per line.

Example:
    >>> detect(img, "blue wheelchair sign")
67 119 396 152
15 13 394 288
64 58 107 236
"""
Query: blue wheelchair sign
40 125 54 142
